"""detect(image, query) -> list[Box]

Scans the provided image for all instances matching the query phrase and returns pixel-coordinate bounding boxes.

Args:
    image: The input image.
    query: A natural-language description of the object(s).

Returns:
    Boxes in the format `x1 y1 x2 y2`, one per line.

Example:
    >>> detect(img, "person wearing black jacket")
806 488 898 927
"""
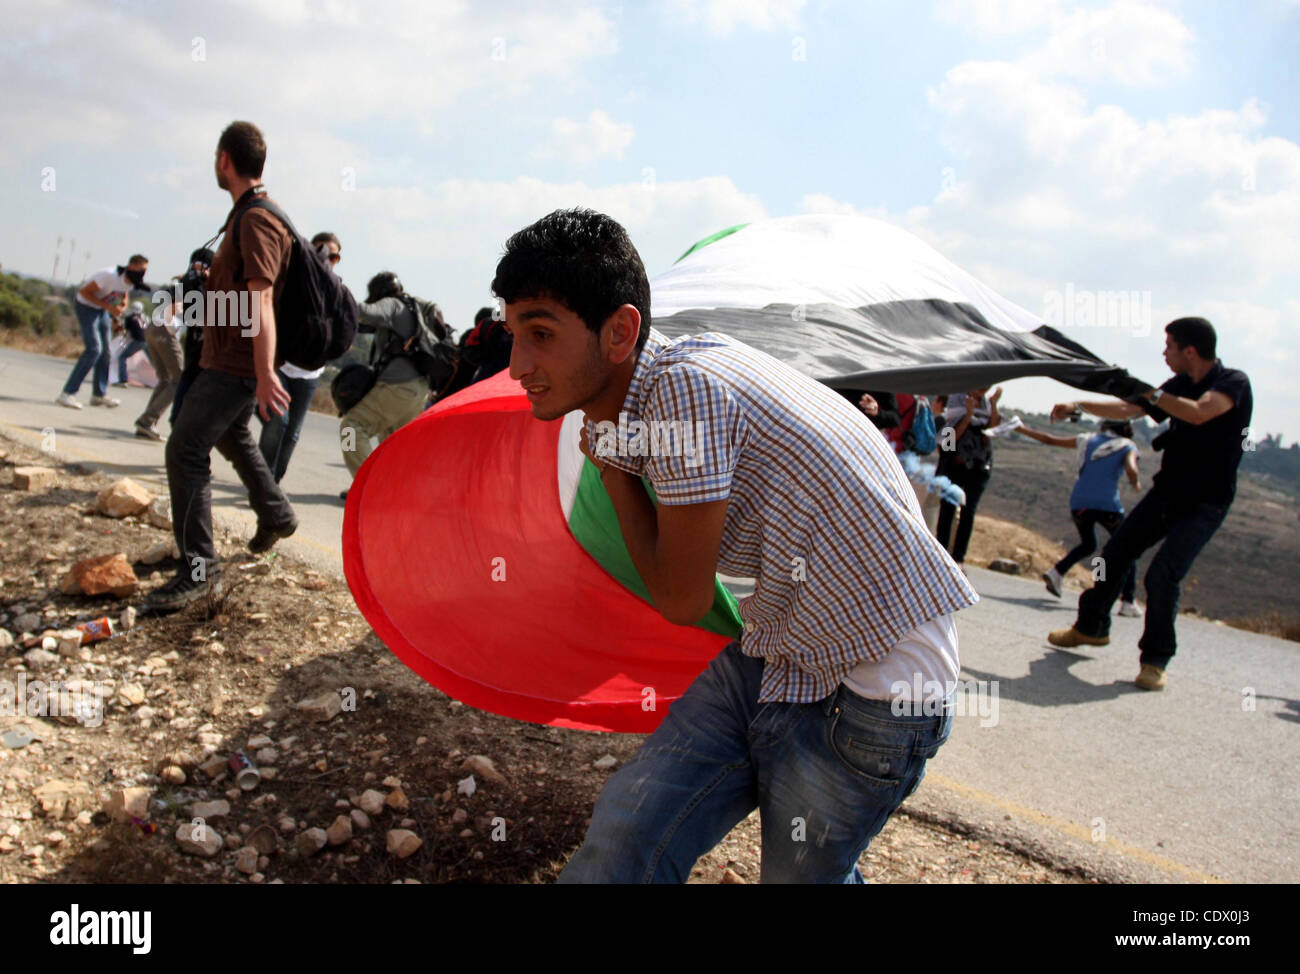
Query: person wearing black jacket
935 387 1001 569
1047 318 1252 692
168 247 215 425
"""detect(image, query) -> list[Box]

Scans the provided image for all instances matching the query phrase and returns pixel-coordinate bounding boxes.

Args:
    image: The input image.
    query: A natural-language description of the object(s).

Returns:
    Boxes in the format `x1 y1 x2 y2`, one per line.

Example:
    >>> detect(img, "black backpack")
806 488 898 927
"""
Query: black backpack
330 295 463 416
395 295 463 399
229 196 359 371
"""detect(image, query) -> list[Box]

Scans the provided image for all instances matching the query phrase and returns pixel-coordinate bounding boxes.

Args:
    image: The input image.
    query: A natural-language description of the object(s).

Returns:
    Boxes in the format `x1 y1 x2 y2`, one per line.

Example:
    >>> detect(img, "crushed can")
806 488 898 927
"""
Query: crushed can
228 751 261 791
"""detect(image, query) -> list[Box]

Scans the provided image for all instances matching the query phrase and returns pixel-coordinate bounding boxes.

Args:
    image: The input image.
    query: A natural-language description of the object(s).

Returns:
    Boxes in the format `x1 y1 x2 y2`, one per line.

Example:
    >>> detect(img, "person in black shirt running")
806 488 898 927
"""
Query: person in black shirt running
1046 317 1252 692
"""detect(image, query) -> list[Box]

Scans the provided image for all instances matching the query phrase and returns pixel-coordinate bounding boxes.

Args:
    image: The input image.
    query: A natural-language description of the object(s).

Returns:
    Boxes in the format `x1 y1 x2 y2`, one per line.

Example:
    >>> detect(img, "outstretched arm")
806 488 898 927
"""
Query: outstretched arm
1015 424 1076 448
1140 388 1234 426
1052 399 1145 422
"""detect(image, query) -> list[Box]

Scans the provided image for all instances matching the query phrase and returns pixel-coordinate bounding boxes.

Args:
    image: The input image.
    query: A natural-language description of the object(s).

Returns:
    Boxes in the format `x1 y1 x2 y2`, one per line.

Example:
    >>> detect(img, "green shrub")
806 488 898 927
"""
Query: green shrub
0 289 37 330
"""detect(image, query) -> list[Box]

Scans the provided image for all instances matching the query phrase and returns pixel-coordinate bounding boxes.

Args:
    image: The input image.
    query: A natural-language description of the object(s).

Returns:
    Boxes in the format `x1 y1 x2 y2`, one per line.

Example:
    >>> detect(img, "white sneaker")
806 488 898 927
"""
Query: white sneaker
1043 568 1063 597
1118 601 1142 617
56 392 83 410
89 395 121 408
135 423 163 441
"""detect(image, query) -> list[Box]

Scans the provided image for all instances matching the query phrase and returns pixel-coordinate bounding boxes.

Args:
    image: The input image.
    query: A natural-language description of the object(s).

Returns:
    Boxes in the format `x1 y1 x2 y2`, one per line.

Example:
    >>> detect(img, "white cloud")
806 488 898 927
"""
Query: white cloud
663 0 806 35
284 174 767 331
0 0 619 154
800 194 889 220
933 0 1062 36
531 110 636 165
897 21 1298 435
1197 299 1290 363
1024 1 1194 87
923 61 1300 294
936 0 1194 88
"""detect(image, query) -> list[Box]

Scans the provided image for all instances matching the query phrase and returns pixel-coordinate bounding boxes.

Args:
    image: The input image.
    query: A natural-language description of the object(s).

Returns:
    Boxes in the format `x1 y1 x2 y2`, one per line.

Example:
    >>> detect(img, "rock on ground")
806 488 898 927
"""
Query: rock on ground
461 754 506 784
236 846 259 875
296 691 342 722
357 789 385 816
13 467 57 491
296 828 327 856
386 829 422 859
94 478 155 518
176 822 222 858
33 780 93 820
326 815 353 846
191 800 230 820
104 787 152 823
61 553 138 597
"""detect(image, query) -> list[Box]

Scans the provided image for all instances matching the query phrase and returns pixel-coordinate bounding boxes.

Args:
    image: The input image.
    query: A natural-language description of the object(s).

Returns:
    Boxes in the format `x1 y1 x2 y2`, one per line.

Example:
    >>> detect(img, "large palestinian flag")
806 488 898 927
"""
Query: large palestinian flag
654 214 1144 398
343 214 1144 734
343 369 741 733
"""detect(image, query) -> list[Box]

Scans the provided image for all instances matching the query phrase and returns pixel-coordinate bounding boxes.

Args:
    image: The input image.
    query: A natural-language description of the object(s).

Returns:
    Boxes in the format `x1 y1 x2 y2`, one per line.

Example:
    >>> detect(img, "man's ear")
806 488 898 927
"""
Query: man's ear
603 304 641 366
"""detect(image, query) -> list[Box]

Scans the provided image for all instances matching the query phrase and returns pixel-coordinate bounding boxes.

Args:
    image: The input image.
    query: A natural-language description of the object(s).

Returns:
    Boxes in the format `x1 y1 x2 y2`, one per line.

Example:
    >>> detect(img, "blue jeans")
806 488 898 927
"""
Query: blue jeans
558 642 953 884
257 373 318 482
1075 488 1230 669
63 303 112 397
117 337 147 383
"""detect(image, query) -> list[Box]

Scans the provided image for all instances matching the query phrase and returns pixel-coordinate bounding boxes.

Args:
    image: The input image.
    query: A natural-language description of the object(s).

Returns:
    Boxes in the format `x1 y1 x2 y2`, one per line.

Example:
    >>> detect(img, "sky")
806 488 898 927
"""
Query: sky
2 0 1297 439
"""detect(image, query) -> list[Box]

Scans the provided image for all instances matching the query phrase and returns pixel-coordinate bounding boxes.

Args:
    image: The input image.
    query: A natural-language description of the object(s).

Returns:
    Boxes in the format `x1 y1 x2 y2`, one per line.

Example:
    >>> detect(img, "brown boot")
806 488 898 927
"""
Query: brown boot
1047 626 1110 648
1135 663 1167 691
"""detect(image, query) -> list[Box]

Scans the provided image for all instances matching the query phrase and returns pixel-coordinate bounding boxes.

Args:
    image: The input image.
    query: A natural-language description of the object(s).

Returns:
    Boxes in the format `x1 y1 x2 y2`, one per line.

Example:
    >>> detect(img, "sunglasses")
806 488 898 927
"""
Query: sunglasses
326 252 341 264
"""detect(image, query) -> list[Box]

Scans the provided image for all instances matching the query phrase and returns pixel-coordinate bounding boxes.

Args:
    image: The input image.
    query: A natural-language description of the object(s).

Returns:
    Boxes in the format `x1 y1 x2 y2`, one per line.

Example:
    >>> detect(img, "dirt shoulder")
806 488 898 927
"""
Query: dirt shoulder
0 433 1092 884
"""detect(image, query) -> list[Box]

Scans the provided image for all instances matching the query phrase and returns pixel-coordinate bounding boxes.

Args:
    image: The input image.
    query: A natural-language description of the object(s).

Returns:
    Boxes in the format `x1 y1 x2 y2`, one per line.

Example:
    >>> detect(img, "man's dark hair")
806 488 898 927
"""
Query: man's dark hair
188 247 214 267
127 254 148 265
311 232 341 251
491 208 651 350
1165 317 1216 360
474 306 494 327
1101 419 1135 439
218 121 267 179
366 271 403 304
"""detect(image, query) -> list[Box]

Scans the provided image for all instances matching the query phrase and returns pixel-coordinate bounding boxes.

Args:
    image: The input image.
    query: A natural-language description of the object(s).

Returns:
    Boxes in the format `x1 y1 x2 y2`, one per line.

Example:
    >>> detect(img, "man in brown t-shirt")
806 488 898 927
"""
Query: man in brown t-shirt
145 121 299 614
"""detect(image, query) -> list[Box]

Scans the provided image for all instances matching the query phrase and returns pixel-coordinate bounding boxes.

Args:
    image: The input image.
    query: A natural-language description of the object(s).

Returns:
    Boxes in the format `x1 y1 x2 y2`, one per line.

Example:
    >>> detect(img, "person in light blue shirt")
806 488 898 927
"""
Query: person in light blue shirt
1016 420 1142 616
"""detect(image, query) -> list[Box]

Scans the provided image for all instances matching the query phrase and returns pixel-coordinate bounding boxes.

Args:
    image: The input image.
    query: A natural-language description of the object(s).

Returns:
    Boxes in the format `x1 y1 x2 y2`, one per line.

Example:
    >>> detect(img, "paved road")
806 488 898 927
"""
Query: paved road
0 346 351 577
4 346 1297 882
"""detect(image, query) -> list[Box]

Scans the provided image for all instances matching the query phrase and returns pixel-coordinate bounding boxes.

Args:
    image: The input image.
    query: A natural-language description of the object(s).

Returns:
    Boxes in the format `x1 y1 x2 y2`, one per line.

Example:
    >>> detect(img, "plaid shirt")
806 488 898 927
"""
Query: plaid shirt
592 327 979 704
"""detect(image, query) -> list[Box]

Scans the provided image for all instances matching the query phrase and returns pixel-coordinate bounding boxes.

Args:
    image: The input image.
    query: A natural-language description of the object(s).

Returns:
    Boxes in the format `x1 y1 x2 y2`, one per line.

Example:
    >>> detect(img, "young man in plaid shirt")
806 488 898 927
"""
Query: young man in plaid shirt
494 209 978 883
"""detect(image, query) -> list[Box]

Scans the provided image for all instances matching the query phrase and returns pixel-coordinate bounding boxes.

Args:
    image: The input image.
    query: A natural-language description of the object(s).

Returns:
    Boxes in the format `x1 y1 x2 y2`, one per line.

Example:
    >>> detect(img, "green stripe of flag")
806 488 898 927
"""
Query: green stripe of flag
673 223 750 264
568 458 743 639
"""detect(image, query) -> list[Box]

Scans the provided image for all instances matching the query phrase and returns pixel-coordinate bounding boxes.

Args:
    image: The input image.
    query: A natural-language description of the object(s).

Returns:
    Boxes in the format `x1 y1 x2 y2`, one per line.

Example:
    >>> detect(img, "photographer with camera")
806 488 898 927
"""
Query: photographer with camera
167 247 215 424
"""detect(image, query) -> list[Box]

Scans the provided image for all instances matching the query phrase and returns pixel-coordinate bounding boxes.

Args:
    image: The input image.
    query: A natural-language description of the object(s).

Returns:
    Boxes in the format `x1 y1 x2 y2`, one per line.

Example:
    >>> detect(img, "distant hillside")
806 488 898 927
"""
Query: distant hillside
1013 407 1299 496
